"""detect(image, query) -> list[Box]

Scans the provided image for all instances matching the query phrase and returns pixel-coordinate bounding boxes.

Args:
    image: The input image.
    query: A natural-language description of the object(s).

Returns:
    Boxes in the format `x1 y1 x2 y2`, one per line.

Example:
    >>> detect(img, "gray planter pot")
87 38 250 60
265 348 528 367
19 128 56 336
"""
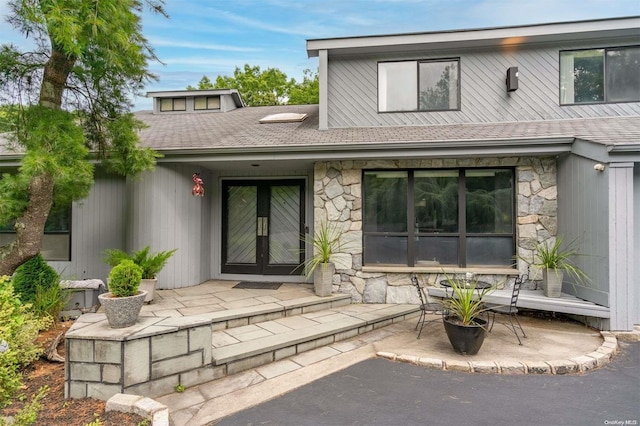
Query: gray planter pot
139 278 157 303
543 268 563 298
313 262 335 297
98 291 147 328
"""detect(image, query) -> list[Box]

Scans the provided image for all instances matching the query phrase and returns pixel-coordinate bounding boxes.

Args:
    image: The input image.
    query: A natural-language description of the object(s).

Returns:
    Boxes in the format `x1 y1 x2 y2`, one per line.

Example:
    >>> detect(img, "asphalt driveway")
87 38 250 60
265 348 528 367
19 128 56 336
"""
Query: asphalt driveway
218 341 639 426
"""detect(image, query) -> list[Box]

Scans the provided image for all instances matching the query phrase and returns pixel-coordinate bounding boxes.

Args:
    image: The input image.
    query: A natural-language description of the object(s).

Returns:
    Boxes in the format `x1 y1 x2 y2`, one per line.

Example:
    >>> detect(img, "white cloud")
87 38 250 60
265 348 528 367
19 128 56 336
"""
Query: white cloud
148 37 261 52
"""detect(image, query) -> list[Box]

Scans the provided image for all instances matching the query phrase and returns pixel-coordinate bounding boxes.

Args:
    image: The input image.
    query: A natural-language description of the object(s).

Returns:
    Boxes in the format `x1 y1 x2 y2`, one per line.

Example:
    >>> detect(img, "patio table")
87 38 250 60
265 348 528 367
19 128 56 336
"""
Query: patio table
439 280 493 298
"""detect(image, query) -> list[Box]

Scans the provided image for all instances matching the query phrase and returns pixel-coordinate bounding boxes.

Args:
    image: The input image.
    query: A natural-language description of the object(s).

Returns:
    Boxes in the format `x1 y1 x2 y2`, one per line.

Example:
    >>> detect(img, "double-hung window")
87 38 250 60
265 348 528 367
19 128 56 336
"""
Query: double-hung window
560 46 640 104
363 168 515 268
378 59 460 112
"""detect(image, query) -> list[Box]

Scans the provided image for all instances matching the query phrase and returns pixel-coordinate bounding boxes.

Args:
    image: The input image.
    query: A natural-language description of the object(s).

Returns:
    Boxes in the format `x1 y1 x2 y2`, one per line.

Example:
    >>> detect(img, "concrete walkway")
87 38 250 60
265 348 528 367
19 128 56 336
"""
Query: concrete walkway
125 280 623 425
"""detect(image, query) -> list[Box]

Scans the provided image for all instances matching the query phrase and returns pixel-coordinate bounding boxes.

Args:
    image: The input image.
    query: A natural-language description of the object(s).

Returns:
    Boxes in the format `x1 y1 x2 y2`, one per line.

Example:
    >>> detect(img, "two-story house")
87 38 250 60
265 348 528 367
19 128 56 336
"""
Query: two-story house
1 16 638 331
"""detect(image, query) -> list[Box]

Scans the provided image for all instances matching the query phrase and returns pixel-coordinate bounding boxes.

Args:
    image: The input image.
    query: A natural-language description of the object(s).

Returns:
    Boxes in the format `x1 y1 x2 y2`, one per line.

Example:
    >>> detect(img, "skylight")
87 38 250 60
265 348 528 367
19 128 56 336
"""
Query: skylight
259 113 308 124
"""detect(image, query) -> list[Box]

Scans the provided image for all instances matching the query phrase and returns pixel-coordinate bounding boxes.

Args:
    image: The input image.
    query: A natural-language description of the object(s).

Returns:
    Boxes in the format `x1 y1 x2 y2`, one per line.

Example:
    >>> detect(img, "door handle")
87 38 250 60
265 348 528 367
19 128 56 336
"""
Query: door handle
257 217 268 237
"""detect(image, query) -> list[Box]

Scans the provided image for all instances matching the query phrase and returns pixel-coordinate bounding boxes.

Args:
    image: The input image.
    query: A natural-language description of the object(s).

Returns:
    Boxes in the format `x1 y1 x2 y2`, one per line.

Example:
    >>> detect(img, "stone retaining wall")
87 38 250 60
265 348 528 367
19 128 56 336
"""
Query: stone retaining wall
314 157 558 302
65 314 213 400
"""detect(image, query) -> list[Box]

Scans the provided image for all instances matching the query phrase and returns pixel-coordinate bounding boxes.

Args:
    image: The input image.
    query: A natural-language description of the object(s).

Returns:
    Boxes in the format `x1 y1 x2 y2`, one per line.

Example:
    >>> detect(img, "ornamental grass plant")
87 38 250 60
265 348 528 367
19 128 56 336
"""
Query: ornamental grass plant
441 275 494 326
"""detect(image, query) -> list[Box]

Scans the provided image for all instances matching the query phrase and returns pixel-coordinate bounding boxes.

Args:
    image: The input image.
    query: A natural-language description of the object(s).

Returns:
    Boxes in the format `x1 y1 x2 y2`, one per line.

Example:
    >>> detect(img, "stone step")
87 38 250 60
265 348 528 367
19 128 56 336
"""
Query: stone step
206 293 353 331
210 304 419 377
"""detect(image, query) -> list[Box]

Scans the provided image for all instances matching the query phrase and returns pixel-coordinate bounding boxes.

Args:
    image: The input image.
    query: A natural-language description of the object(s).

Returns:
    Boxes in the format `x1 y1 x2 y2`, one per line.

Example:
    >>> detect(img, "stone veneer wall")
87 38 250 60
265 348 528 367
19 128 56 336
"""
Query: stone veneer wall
65 314 213 400
313 157 558 304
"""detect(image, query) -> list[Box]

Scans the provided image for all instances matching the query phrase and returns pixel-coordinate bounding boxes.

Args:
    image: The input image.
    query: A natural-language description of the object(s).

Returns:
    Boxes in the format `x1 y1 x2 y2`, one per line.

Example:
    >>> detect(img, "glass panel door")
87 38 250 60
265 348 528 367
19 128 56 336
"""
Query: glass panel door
222 180 304 275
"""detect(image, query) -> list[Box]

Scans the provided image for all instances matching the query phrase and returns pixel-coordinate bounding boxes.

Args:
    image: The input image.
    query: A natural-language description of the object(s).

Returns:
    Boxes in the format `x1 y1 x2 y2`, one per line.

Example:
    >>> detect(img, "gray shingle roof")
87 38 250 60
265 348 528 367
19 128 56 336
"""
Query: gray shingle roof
135 105 640 154
2 106 639 159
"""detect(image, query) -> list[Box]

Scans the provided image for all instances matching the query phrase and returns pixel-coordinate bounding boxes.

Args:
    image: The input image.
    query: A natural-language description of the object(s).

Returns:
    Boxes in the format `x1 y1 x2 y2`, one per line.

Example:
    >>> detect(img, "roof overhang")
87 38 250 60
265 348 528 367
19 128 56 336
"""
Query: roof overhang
307 16 640 57
154 137 575 170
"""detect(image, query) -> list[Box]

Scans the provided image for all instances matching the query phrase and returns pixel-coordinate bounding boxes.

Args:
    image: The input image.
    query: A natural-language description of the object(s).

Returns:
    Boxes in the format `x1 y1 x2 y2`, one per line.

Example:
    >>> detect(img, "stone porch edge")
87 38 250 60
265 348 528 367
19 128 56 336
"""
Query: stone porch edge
377 331 622 374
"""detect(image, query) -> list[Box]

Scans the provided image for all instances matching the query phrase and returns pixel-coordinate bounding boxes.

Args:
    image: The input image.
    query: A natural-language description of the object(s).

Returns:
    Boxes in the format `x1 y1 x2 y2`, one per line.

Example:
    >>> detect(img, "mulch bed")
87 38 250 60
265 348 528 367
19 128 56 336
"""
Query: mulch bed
0 320 147 426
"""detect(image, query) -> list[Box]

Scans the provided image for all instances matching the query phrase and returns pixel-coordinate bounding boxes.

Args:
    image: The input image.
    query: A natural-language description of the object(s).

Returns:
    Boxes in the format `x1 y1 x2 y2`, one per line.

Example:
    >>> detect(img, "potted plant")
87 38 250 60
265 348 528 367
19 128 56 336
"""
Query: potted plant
529 237 589 298
440 275 494 355
301 222 342 297
103 246 177 303
98 260 146 328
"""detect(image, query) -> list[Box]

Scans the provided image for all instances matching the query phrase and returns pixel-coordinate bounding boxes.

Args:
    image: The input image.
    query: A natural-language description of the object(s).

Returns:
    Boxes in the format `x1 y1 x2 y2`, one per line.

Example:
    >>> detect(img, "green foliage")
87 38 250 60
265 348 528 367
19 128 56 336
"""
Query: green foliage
0 276 52 407
9 385 49 426
11 254 59 304
173 383 185 393
0 0 167 275
441 275 493 326
301 222 343 277
529 237 590 284
32 284 68 320
107 260 142 297
103 246 177 279
0 107 93 227
287 69 319 105
187 65 319 106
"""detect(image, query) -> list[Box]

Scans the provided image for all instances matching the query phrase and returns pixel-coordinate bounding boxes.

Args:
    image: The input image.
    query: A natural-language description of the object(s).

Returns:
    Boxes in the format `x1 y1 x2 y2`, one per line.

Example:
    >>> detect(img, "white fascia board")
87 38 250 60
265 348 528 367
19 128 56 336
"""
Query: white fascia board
306 16 640 57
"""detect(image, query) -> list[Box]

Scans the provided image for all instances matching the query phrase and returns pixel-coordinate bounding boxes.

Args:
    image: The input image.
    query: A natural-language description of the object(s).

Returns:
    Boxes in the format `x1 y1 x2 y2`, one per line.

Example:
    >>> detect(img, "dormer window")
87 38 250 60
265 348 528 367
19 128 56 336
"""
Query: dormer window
160 98 186 112
194 96 221 110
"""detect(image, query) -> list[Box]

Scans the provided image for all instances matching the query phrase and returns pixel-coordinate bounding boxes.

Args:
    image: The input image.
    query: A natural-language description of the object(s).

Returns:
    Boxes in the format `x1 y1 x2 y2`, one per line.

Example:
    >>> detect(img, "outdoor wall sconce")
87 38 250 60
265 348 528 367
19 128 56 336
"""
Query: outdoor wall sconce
594 163 606 172
506 66 519 92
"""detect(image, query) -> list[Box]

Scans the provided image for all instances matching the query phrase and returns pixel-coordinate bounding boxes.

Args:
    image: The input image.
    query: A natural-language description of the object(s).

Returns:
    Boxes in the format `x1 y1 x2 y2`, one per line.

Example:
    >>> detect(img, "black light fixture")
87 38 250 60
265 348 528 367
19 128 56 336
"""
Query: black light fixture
506 66 519 92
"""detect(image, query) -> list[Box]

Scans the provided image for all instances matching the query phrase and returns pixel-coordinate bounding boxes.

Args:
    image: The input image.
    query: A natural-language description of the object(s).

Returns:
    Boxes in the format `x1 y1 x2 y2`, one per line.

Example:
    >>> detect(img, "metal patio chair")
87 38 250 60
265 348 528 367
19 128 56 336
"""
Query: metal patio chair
412 275 444 339
486 274 528 345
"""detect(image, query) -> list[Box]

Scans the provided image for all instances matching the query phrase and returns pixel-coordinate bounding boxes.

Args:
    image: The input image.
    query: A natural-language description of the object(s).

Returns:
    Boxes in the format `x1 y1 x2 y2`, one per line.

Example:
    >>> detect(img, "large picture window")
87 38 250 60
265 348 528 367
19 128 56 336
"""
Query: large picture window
363 169 514 268
560 46 640 104
378 59 460 112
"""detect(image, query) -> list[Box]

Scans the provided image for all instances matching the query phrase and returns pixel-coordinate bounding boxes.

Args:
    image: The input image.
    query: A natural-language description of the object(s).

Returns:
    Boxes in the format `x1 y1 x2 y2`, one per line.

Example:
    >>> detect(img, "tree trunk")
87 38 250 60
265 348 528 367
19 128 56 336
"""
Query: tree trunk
0 43 75 276
0 174 55 275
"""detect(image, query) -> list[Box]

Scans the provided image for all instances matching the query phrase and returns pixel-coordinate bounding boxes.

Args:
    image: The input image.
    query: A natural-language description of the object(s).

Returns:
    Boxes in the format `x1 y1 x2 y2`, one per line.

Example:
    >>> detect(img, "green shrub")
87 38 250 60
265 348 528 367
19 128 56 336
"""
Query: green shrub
32 284 68 320
103 246 177 279
12 254 59 303
107 260 143 297
0 276 51 408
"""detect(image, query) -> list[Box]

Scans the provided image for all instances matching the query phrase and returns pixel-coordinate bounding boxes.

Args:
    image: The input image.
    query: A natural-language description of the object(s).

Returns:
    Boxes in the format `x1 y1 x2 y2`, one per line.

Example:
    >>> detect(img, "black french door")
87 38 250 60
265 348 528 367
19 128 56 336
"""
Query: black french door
222 180 305 275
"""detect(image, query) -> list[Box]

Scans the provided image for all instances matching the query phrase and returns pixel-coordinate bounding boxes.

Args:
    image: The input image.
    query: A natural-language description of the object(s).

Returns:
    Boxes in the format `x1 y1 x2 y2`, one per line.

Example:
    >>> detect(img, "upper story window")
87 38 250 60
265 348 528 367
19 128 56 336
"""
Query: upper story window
160 97 187 112
194 96 221 110
378 59 460 112
560 46 640 105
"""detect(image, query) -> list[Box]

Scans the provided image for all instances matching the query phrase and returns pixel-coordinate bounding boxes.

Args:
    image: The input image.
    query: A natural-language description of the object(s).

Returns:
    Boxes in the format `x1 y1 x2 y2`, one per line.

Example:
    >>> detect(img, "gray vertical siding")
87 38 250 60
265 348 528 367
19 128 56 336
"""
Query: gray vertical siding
607 163 636 331
326 38 640 128
128 164 212 289
634 164 640 326
50 171 127 282
556 154 609 306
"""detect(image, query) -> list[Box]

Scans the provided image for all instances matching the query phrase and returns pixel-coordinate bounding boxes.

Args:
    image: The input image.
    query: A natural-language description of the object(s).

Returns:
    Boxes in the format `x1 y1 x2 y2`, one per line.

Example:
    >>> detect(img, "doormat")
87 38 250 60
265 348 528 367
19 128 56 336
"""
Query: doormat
233 281 282 290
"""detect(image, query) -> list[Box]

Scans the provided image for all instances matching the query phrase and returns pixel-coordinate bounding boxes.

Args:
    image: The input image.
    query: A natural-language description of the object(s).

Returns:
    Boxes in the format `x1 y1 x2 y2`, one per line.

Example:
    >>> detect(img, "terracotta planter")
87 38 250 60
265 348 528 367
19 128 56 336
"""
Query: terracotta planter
313 262 335 297
139 278 157 303
98 291 147 328
443 316 488 355
543 268 563 298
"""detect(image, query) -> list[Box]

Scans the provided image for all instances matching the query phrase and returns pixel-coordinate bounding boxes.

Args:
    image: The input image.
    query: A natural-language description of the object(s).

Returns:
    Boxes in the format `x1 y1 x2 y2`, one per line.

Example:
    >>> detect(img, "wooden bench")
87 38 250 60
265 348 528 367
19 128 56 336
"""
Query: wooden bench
427 287 610 319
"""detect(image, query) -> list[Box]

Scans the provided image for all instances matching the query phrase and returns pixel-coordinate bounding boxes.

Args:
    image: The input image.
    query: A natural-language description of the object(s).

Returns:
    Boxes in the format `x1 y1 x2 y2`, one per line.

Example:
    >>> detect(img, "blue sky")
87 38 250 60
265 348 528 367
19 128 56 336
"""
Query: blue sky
1 0 639 110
